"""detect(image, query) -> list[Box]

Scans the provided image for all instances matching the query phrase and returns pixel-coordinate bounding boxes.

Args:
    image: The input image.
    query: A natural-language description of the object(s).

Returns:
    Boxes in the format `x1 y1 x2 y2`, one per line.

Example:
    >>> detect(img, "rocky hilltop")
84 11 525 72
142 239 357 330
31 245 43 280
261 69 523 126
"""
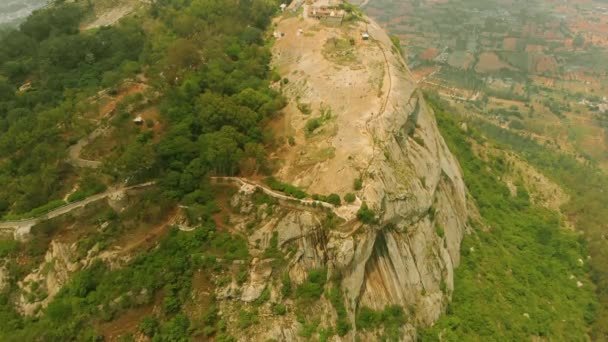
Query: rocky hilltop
214 5 470 340
0 2 470 340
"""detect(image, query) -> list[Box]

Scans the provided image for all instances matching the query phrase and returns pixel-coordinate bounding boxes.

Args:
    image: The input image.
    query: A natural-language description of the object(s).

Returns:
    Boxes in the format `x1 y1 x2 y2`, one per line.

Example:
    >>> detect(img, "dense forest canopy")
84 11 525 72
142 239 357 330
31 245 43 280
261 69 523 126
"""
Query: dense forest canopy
0 0 283 217
0 0 283 340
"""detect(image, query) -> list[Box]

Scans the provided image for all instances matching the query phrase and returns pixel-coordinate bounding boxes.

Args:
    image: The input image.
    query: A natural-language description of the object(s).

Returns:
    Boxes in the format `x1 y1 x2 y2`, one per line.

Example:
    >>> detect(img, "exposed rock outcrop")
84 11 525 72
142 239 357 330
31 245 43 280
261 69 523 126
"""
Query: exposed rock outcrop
17 241 80 315
230 7 471 340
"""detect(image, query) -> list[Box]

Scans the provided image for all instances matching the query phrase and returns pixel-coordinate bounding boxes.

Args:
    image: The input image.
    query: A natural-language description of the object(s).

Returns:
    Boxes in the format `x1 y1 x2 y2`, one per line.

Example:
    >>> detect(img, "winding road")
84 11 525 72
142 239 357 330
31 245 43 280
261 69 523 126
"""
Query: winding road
67 126 107 168
0 182 155 237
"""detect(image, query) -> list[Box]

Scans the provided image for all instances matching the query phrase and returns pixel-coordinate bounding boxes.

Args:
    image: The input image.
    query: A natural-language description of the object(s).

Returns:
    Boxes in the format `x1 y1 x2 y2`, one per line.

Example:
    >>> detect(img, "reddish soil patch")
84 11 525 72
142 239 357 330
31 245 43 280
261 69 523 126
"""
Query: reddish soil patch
503 37 518 51
525 44 544 53
97 291 163 341
411 65 440 82
98 83 148 119
210 184 238 232
534 55 558 74
113 208 178 253
185 270 214 316
475 52 514 73
419 48 439 60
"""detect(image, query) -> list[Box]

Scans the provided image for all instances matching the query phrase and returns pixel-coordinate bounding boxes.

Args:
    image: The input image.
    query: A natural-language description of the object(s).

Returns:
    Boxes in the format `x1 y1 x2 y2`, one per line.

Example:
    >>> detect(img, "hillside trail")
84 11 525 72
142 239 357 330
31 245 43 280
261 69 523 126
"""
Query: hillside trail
361 33 394 183
210 177 361 222
67 127 106 169
103 208 180 258
0 182 155 236
67 82 147 169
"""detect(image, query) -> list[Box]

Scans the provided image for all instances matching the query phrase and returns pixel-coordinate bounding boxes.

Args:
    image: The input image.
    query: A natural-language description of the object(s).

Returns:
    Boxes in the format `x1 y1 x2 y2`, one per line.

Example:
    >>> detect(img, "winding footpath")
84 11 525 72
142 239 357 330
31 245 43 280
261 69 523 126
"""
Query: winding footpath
210 177 361 222
66 126 107 169
1 176 358 239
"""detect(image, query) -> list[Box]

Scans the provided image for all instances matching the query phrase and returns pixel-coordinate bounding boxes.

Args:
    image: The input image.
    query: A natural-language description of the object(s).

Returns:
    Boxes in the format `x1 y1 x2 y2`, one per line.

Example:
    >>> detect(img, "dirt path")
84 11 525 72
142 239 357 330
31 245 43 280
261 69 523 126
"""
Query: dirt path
67 127 107 169
0 182 155 236
361 37 394 180
67 82 148 169
210 177 361 221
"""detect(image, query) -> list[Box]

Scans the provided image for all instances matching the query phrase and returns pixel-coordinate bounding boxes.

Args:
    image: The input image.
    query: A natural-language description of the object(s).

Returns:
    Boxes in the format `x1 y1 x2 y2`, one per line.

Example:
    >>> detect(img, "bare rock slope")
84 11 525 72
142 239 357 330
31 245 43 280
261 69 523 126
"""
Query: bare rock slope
220 9 470 341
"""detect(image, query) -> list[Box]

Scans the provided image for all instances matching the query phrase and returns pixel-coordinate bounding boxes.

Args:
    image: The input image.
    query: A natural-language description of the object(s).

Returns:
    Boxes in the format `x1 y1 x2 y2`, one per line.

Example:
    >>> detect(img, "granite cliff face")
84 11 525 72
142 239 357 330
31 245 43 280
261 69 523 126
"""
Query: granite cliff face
216 8 470 341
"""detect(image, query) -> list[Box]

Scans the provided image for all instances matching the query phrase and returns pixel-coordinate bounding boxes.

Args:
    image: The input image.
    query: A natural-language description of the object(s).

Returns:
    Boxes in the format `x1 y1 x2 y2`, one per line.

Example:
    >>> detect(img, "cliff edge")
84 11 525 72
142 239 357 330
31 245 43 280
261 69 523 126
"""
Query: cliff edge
216 4 470 340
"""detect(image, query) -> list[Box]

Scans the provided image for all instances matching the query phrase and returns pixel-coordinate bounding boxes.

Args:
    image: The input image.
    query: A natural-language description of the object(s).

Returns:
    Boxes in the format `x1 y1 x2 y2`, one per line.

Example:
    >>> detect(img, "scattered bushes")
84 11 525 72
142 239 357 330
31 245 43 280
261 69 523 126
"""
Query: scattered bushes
3 200 66 220
265 177 308 199
327 287 351 336
281 272 292 298
139 316 159 337
420 95 599 341
305 108 332 135
67 175 107 203
272 303 287 315
263 231 282 258
356 305 405 340
312 193 341 206
306 117 324 134
295 268 327 301
237 308 258 329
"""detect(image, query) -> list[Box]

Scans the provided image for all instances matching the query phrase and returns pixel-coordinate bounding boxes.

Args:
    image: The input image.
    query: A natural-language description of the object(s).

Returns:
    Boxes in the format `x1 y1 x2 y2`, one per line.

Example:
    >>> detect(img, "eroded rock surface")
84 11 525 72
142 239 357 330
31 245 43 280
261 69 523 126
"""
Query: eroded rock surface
215 10 470 340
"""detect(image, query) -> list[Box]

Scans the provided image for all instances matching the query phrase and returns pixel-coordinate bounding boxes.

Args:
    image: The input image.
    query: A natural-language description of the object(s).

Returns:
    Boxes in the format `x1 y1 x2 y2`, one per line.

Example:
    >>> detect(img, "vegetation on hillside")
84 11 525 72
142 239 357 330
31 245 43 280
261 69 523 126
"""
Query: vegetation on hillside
421 95 598 340
473 116 608 340
0 216 248 341
0 3 144 216
0 0 282 340
0 0 284 217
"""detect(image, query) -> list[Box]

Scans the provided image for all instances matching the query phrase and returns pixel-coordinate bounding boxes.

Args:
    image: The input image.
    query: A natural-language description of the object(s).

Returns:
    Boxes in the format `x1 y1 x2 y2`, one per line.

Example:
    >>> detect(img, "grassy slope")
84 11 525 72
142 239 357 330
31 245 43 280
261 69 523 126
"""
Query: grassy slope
473 118 608 340
421 96 597 341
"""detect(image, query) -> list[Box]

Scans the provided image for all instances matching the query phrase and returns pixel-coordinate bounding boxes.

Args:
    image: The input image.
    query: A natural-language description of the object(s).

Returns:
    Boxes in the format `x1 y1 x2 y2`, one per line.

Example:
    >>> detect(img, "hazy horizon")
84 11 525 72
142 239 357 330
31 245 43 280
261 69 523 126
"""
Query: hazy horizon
0 0 47 26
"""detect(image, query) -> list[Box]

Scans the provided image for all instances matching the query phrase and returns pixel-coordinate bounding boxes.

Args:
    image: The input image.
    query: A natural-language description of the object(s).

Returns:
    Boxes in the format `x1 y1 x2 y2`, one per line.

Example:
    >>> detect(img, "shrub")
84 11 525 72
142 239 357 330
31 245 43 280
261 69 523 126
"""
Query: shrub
253 287 270 306
265 177 308 199
139 316 159 337
0 239 20 258
237 308 258 329
435 224 445 238
344 193 356 203
413 135 425 147
357 202 377 224
281 272 292 298
272 303 287 315
312 193 341 206
326 193 341 206
296 268 327 301
297 102 312 115
305 117 323 134
328 287 351 336
265 231 280 255
353 178 363 190
356 305 405 340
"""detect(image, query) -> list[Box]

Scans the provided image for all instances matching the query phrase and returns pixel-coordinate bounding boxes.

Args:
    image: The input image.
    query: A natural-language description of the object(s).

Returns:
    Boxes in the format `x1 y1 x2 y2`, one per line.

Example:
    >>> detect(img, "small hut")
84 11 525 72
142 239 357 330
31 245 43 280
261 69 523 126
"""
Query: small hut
133 116 144 125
